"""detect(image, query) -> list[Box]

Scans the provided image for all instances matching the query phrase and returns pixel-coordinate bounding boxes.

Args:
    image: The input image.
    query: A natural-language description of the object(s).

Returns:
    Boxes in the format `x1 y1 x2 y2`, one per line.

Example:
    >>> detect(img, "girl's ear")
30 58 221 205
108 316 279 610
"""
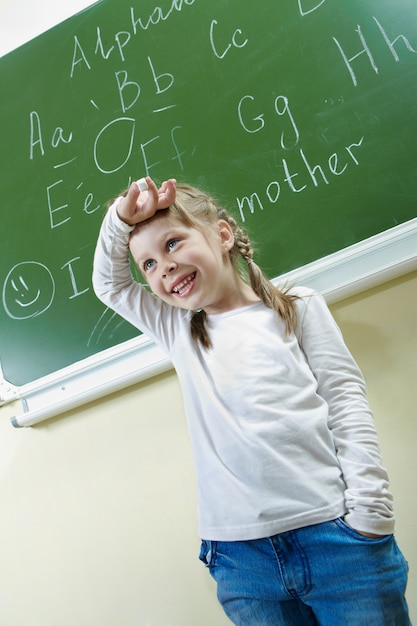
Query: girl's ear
217 219 234 252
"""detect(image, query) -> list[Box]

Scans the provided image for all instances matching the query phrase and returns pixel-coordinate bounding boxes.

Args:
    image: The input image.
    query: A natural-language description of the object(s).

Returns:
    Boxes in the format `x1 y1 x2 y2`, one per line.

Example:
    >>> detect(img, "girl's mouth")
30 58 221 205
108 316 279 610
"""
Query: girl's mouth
171 272 196 296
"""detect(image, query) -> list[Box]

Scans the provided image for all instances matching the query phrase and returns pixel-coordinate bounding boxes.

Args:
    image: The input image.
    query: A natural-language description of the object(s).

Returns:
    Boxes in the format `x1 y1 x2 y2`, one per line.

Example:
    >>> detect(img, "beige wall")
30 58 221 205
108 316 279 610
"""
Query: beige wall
0 270 416 625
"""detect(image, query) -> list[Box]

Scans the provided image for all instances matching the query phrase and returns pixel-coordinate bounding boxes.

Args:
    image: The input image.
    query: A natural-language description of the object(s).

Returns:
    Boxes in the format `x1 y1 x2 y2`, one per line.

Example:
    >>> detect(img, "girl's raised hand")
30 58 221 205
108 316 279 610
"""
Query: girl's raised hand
116 176 176 226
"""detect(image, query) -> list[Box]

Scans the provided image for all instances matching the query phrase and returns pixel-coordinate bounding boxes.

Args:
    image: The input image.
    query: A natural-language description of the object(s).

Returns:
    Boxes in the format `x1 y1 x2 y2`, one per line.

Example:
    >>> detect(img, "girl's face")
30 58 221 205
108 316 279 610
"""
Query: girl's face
129 213 239 314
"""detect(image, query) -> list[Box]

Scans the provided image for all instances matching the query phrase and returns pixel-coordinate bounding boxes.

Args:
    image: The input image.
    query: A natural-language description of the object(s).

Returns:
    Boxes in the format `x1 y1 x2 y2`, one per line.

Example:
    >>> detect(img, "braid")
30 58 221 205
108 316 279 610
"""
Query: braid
190 309 211 349
216 207 299 336
216 208 253 265
247 261 299 335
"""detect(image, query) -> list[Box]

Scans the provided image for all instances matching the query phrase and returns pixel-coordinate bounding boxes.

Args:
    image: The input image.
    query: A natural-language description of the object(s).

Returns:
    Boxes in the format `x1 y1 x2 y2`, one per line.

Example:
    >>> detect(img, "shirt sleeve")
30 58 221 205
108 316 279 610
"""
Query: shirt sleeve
296 289 395 535
92 198 184 350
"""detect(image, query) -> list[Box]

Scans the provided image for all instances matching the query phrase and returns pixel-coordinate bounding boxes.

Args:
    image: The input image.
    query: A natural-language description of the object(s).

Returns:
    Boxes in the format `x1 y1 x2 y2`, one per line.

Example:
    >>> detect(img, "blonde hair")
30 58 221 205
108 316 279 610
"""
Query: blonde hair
150 183 299 349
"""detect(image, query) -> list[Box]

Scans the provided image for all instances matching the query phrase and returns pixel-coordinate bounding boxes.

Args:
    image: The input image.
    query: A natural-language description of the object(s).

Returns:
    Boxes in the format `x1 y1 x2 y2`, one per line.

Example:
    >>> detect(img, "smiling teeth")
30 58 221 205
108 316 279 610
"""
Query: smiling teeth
173 273 195 294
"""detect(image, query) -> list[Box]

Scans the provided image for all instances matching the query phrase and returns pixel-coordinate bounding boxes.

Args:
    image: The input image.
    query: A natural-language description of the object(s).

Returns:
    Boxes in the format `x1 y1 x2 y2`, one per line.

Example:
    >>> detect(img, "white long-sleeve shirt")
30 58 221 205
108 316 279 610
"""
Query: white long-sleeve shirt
92 201 395 540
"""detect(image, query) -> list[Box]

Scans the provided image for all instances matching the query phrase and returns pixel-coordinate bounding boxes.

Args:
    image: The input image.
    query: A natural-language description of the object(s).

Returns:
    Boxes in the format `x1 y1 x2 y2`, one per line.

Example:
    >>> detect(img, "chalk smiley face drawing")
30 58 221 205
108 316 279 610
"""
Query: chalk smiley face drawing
2 261 55 320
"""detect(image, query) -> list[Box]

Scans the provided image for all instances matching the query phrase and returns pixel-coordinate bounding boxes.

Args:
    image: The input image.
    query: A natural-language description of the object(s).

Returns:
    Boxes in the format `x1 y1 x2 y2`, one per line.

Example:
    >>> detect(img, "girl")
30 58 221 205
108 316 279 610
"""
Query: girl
93 176 410 625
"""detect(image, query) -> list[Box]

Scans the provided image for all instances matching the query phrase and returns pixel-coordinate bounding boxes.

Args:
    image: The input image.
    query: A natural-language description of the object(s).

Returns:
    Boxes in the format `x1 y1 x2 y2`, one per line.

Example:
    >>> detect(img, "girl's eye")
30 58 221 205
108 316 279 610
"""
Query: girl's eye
167 239 179 251
144 259 156 272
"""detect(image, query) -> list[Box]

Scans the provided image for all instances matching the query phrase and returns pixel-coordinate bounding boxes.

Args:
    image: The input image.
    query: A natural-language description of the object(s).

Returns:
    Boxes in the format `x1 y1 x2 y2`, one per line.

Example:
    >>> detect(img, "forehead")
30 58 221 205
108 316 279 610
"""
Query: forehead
131 211 190 238
129 214 190 255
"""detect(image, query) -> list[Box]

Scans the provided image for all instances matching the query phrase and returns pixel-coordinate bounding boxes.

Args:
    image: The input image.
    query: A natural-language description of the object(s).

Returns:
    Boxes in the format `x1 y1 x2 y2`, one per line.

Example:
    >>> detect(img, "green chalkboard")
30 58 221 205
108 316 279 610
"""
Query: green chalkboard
1 0 416 386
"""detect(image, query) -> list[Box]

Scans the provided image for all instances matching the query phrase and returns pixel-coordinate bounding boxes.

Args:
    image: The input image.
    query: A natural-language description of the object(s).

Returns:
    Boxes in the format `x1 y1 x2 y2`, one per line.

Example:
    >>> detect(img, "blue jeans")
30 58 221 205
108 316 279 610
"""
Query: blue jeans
199 518 410 625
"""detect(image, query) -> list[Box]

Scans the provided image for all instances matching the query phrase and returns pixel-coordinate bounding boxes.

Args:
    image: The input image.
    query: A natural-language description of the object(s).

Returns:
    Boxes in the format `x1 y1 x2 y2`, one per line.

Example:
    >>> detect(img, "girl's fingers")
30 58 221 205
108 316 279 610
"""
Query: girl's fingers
157 178 176 208
118 176 176 223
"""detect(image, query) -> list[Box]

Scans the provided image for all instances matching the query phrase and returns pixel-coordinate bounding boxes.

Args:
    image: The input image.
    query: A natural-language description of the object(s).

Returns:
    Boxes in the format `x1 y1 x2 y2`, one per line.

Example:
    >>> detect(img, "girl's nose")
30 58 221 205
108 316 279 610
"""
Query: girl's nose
162 260 177 278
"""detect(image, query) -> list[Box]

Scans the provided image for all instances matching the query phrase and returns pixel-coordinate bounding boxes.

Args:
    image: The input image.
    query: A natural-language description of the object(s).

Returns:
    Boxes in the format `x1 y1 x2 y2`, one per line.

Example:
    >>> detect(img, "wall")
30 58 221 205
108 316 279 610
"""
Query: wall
0 0 95 57
0 271 416 625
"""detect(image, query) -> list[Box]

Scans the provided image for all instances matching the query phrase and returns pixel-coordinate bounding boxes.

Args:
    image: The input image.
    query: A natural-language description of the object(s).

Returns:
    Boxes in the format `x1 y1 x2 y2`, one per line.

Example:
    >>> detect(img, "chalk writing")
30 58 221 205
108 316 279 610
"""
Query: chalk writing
333 16 417 87
115 56 175 113
2 256 90 321
130 0 196 33
70 0 197 77
29 111 73 160
373 16 417 61
87 308 126 347
61 257 89 299
95 27 131 63
298 0 326 17
236 136 364 222
209 19 248 59
237 95 300 150
93 118 185 175
46 179 101 228
2 262 55 320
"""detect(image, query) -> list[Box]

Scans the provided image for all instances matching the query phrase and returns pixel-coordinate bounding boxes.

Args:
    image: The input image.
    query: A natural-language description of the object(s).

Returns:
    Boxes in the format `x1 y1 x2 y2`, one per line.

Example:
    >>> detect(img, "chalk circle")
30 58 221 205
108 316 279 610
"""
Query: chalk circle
2 261 55 320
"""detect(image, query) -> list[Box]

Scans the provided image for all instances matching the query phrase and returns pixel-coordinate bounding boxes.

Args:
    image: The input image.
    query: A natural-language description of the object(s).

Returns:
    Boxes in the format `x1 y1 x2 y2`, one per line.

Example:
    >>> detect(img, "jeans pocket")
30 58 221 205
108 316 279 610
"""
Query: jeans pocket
199 539 217 568
335 516 392 543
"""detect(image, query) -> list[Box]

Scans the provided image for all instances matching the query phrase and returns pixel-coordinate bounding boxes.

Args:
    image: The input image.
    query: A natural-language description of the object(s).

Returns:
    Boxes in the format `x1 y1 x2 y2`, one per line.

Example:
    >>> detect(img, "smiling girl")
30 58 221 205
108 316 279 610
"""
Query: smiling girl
93 176 410 625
